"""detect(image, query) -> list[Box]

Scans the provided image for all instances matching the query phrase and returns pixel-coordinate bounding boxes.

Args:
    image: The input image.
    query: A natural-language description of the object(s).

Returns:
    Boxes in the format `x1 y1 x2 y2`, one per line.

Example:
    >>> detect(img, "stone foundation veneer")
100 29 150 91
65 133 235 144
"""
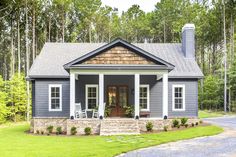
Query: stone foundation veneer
67 119 101 135
31 117 68 133
31 118 201 135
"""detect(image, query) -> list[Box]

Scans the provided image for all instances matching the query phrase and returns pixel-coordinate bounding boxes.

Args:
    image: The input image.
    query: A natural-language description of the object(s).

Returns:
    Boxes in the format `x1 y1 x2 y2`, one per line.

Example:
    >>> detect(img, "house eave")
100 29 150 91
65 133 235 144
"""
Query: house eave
27 75 70 79
168 76 204 79
68 64 173 71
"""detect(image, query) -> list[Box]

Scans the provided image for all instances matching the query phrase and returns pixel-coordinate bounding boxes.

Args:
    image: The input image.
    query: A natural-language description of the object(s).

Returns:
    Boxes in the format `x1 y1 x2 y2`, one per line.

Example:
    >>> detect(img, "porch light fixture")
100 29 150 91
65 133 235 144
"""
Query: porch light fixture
135 115 139 120
131 89 134 95
70 116 74 120
99 115 103 120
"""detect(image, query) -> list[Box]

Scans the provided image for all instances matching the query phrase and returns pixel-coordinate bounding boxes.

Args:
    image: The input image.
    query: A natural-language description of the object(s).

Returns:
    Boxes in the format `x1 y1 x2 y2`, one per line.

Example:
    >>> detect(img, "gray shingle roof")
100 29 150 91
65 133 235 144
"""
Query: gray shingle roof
28 42 203 78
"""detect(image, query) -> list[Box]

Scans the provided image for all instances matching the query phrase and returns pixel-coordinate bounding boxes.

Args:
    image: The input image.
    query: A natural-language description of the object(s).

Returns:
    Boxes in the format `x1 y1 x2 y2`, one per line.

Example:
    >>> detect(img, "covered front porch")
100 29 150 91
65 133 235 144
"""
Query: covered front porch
69 70 169 119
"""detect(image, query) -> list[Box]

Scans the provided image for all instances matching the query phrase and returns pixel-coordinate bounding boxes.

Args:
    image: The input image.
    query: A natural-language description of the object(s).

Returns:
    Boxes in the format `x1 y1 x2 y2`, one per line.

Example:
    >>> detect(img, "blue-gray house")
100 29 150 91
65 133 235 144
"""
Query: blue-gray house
28 24 203 135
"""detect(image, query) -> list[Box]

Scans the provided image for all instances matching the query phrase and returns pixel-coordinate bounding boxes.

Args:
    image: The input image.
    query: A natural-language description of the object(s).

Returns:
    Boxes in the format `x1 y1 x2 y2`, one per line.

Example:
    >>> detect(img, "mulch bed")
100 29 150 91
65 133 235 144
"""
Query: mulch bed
141 122 210 134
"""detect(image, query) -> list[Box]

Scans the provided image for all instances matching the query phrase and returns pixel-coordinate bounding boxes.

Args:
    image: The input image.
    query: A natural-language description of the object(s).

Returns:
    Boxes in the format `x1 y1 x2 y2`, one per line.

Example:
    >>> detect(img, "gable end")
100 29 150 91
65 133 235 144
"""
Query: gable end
82 46 156 65
64 38 175 69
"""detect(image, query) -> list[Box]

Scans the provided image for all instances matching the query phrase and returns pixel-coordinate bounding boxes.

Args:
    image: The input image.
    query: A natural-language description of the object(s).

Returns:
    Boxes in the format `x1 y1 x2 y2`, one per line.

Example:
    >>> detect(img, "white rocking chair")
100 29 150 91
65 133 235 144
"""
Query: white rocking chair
75 103 87 118
93 103 106 118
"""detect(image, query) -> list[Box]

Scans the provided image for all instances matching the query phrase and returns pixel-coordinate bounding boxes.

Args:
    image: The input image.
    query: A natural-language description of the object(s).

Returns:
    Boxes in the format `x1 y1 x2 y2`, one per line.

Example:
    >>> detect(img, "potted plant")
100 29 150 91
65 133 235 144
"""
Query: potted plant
123 105 134 118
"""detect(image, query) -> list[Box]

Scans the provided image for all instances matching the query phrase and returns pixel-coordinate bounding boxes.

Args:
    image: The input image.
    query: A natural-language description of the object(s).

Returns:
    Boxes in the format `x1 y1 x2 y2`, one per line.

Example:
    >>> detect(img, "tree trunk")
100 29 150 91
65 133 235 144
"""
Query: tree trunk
48 16 51 42
32 7 36 61
89 23 92 43
201 44 205 74
25 0 30 122
62 12 65 43
11 19 15 78
212 43 216 74
11 33 14 78
17 18 21 75
163 19 166 43
223 0 227 112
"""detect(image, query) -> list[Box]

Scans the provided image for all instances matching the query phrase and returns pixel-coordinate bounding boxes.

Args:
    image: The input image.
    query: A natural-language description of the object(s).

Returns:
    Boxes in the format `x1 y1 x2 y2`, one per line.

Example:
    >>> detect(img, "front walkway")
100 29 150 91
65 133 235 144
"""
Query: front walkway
118 116 236 157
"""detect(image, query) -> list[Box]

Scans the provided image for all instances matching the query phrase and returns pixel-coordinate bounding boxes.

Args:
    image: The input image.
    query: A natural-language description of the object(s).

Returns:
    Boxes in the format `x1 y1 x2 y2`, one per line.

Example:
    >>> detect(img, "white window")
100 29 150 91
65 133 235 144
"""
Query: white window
139 85 150 111
86 84 98 110
49 84 62 111
172 84 185 111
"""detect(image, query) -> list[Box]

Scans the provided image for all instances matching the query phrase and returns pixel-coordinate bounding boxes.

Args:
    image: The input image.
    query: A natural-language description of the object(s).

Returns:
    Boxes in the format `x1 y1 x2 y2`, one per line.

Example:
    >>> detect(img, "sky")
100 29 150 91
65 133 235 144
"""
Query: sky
101 0 160 15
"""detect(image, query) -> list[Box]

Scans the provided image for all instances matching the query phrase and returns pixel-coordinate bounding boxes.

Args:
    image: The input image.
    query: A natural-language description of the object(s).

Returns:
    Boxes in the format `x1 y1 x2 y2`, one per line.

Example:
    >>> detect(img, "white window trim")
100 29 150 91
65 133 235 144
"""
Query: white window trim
140 84 150 111
85 84 98 110
172 84 185 111
49 84 62 112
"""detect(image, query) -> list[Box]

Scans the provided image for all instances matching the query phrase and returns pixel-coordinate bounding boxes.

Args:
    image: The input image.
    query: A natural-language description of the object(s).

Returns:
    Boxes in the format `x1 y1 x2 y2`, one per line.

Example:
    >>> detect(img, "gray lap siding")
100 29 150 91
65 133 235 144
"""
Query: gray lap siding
168 78 198 118
140 76 162 117
32 77 198 118
34 79 70 117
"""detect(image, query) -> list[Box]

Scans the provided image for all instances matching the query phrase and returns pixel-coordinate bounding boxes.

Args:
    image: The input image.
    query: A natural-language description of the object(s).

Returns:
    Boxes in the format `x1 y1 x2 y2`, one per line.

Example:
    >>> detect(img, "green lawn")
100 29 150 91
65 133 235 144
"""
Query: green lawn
0 123 223 157
199 110 236 118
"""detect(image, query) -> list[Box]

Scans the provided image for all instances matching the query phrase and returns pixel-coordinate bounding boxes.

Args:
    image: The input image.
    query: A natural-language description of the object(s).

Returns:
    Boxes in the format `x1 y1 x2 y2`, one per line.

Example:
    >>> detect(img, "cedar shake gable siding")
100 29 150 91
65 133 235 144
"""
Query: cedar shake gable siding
82 46 156 65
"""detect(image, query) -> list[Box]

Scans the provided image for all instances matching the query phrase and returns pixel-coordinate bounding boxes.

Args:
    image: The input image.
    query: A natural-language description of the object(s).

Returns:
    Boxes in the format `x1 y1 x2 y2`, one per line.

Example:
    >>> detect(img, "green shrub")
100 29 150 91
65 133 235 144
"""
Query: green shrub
71 127 77 135
177 124 180 129
56 127 62 135
191 123 194 127
163 126 168 132
195 122 199 126
84 127 92 135
184 124 188 128
41 131 44 135
104 107 111 117
47 126 53 133
146 122 153 132
199 120 203 124
172 119 179 127
180 117 188 126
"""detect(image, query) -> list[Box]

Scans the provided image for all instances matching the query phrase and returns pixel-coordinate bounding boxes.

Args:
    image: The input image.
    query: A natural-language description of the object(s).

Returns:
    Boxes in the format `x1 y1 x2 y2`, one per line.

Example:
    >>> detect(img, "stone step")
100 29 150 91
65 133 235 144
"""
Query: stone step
100 119 140 136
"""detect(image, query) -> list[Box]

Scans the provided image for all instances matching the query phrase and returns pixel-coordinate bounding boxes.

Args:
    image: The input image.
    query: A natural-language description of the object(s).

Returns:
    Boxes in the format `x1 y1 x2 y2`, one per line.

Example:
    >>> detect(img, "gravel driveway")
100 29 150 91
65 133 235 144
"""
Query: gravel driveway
118 116 236 157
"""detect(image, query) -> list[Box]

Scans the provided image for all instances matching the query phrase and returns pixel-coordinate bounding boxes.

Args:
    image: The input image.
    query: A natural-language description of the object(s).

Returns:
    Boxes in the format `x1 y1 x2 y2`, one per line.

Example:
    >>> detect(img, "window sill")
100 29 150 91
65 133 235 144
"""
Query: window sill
172 109 185 112
49 109 62 112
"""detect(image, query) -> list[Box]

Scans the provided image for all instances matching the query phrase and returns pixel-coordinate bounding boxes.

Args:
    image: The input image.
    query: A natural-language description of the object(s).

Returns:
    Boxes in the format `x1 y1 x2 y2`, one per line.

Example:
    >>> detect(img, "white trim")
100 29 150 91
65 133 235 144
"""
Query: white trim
48 84 62 111
134 74 140 117
140 84 150 111
85 84 98 110
156 75 163 80
71 69 168 75
98 74 104 117
70 73 75 117
172 84 185 111
162 73 168 117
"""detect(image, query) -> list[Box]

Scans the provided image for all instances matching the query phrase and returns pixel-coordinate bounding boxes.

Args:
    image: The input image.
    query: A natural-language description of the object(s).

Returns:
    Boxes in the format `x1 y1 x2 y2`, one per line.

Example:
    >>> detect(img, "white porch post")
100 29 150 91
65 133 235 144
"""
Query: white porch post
70 73 75 118
98 74 104 118
162 73 168 118
134 74 140 118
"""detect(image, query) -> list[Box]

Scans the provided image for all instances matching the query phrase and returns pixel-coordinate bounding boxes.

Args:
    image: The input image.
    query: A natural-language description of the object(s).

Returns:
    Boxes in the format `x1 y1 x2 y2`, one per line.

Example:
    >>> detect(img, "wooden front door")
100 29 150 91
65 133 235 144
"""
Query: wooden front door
107 85 128 117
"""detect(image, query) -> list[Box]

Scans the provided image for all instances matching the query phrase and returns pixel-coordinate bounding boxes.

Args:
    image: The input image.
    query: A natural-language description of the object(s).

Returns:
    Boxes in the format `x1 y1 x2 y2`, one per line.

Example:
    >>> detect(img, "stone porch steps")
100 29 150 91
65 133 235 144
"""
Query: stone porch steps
100 119 140 136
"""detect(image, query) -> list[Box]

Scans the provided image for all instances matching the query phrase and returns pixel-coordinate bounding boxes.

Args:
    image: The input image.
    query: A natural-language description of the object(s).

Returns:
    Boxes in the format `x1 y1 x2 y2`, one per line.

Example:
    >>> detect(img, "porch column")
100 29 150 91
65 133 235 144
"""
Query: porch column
162 73 168 118
134 74 140 118
70 73 75 118
98 74 104 118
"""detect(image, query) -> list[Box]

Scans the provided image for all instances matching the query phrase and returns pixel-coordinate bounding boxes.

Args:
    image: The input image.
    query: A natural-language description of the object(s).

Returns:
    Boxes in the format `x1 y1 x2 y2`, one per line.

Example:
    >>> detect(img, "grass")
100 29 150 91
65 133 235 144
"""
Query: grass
199 110 236 118
0 123 223 157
